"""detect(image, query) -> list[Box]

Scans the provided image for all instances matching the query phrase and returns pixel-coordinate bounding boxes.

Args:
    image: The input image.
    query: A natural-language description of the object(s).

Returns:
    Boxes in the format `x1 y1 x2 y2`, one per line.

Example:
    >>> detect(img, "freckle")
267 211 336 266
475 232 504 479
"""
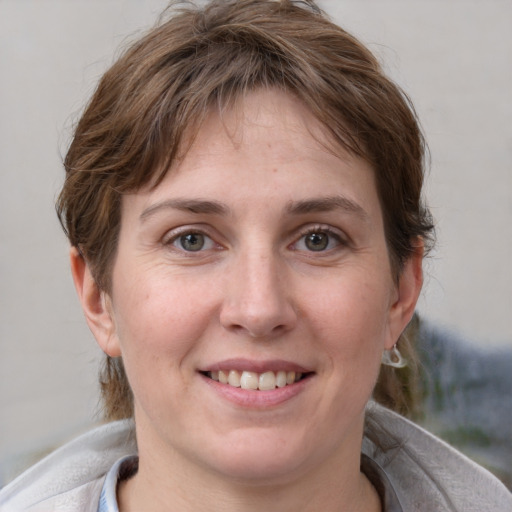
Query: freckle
272 168 278 173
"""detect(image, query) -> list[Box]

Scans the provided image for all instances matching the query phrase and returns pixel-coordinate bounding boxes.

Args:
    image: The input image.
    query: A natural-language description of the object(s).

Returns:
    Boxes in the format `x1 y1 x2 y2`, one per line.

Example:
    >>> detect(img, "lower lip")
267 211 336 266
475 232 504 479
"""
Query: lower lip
200 373 311 408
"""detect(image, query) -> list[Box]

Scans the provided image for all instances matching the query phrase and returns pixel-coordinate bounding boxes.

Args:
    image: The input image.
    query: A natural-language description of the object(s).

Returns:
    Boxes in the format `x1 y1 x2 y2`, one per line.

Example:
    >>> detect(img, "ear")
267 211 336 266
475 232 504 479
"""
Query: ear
70 247 121 357
385 243 424 350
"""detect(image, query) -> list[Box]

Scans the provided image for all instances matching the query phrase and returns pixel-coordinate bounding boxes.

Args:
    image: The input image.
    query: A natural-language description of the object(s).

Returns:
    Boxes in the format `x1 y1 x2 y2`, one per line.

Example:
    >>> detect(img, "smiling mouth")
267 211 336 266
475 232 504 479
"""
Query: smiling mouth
201 370 311 391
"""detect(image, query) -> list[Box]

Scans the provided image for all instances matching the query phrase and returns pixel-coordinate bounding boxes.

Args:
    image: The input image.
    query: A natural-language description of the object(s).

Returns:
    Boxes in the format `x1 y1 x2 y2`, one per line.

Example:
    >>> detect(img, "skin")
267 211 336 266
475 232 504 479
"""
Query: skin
71 89 423 512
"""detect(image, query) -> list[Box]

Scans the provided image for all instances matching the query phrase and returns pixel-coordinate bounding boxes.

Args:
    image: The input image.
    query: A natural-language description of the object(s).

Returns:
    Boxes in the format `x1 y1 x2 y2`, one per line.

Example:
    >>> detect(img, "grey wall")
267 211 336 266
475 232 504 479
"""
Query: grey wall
1 0 511 485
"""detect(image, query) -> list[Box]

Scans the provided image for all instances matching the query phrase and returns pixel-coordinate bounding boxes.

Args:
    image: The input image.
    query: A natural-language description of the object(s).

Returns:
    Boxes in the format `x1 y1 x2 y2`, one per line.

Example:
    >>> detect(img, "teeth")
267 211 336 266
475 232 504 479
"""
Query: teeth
276 370 287 388
208 370 304 390
240 371 259 390
258 371 276 391
228 370 241 387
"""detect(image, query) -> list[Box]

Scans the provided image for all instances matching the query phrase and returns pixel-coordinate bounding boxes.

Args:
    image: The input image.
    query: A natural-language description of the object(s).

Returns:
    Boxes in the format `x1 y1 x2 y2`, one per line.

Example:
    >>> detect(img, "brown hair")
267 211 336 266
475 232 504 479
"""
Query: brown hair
57 0 434 421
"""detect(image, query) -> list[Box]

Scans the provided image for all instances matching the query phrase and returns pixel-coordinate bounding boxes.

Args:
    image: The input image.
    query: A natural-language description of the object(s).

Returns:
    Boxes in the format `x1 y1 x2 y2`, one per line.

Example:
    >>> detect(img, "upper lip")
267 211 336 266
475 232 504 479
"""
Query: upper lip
200 358 313 374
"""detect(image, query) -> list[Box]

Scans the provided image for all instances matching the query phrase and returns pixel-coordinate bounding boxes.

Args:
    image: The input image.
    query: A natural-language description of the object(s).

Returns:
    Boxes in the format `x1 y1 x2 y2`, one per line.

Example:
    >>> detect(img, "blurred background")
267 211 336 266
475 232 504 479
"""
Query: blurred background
1 0 511 488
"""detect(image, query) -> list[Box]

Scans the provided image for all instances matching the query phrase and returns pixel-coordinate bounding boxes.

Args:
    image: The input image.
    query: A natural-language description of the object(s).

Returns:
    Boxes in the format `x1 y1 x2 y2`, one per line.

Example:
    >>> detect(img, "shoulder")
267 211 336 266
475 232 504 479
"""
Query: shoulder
363 402 512 512
0 420 136 512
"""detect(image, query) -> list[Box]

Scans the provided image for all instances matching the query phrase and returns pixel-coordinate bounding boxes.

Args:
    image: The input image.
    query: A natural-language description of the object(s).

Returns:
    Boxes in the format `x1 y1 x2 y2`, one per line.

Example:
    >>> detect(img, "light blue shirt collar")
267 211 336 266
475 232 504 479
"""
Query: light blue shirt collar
97 456 137 512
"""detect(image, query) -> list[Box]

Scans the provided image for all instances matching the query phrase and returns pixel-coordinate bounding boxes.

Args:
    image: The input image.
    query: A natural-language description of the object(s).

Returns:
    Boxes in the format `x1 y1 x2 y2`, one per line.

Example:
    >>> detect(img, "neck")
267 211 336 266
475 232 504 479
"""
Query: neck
117 436 381 512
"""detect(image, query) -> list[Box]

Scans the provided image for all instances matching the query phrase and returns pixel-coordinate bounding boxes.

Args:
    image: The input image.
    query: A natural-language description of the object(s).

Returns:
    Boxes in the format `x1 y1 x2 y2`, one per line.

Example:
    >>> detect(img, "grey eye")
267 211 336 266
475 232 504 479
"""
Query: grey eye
304 232 330 251
177 233 206 251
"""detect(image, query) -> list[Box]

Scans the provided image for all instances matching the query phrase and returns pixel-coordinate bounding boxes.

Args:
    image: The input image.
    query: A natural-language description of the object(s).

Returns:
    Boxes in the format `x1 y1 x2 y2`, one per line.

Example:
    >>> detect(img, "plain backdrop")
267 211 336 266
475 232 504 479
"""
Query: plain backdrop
1 0 511 486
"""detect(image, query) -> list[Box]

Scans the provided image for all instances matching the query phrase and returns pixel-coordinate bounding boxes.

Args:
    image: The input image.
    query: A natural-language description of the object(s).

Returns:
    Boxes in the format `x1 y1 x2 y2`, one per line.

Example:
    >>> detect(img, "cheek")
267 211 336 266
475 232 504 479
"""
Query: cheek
111 273 216 368
109 275 218 419
308 273 392 353
305 273 392 406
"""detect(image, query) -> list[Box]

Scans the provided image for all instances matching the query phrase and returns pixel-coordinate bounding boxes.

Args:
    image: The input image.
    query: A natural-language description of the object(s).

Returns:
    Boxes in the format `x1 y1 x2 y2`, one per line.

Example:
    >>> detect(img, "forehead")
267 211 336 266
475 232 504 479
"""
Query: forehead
191 89 346 163
125 88 381 221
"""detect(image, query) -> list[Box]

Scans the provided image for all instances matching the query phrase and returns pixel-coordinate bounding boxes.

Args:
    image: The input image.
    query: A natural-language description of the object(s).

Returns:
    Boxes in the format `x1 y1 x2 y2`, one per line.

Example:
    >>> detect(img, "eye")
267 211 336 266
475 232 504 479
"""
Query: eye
168 231 217 252
304 232 330 251
293 227 344 252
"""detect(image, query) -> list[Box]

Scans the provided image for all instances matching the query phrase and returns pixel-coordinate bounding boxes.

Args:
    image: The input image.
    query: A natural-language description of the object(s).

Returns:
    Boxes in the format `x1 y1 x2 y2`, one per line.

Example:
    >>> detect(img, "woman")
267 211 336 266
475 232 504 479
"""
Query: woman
1 1 510 510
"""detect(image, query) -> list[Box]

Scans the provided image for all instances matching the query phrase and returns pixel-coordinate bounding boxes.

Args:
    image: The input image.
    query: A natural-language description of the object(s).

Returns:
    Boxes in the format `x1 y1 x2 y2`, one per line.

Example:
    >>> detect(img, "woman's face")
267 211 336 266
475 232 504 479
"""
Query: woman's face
81 89 421 484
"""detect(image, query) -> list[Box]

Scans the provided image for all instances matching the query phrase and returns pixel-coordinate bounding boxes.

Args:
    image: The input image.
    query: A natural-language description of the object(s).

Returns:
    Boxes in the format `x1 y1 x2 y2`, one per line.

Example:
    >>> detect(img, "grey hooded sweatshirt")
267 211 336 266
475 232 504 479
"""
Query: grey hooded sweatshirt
1 402 510 511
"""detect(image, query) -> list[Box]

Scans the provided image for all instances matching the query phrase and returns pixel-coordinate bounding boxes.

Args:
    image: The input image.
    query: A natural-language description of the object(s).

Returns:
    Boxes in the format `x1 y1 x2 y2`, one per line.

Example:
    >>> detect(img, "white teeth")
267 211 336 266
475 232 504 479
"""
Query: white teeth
209 369 305 390
276 370 287 388
240 371 259 390
228 370 241 387
258 371 276 391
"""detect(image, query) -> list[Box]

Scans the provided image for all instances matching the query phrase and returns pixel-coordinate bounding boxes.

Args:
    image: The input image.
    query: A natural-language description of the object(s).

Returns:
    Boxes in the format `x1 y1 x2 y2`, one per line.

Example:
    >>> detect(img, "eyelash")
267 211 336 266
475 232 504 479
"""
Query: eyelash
162 227 219 254
162 224 347 255
291 225 347 253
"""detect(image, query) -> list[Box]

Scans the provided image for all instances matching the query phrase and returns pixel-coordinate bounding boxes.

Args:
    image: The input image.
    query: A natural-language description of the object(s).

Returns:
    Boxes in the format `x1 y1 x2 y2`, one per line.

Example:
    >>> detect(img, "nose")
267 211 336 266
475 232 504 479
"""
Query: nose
219 249 297 339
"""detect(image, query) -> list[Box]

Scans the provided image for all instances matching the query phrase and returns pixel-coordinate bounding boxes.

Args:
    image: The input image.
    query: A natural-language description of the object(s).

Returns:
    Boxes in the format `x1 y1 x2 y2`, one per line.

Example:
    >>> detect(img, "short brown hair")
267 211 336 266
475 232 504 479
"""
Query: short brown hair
57 0 434 420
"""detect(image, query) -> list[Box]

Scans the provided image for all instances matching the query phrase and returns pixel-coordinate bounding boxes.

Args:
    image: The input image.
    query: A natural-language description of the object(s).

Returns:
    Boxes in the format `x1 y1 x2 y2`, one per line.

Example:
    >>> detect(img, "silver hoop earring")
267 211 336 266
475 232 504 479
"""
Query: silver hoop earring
381 344 407 368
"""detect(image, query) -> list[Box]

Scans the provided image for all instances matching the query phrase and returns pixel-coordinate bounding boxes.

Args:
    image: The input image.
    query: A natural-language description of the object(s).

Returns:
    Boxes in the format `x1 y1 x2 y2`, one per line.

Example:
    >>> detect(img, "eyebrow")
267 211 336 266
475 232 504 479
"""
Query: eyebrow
139 195 368 222
140 198 230 222
285 196 369 220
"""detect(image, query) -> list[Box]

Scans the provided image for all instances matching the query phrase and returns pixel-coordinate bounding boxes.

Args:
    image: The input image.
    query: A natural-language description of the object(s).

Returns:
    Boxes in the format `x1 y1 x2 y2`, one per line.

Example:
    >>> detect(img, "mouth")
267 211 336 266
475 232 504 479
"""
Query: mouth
200 369 312 391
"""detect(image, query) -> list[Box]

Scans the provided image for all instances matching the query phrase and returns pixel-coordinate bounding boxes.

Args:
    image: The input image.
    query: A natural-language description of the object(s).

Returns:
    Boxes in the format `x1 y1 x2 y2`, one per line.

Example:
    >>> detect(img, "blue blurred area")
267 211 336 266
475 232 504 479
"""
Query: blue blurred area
416 320 512 489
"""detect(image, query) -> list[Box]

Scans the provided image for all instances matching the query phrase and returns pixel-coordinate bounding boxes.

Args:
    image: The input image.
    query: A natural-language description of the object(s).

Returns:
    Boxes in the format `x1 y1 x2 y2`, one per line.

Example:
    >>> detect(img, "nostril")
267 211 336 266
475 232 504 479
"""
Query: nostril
245 322 290 339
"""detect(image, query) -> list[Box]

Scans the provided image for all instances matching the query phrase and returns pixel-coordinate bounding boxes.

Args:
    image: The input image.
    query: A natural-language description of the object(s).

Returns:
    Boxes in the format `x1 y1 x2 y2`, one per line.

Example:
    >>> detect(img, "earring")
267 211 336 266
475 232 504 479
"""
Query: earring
381 344 407 368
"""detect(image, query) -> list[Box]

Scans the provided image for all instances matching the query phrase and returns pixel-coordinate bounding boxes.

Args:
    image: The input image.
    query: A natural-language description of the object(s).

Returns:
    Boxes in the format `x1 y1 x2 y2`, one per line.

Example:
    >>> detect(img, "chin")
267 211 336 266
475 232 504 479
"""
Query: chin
197 428 325 484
